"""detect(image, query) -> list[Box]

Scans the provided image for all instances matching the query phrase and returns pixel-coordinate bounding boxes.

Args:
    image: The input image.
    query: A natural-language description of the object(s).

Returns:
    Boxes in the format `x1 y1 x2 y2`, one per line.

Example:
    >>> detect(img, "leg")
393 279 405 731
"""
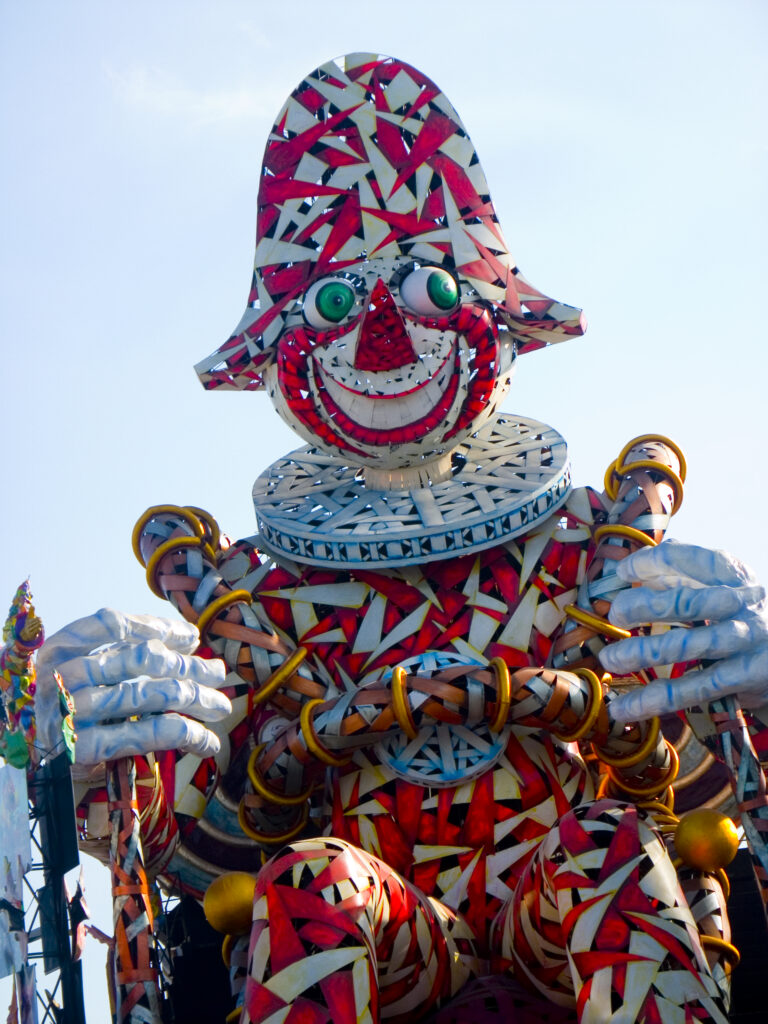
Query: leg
492 799 729 1023
243 837 480 1024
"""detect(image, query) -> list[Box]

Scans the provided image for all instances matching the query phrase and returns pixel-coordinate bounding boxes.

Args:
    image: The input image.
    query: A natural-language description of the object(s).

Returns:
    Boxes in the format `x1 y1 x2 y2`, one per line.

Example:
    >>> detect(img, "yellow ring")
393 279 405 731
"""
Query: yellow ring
221 933 235 969
594 717 661 769
636 797 679 825
564 604 631 641
226 1007 243 1023
391 666 419 740
132 505 205 565
145 536 206 598
658 785 676 812
300 699 351 767
553 668 604 743
488 658 511 733
609 460 684 516
603 460 620 502
609 743 680 797
700 934 740 970
615 434 687 483
246 745 313 807
596 773 614 799
713 867 731 903
196 589 253 638
185 506 221 553
253 647 308 707
237 797 309 844
593 524 658 548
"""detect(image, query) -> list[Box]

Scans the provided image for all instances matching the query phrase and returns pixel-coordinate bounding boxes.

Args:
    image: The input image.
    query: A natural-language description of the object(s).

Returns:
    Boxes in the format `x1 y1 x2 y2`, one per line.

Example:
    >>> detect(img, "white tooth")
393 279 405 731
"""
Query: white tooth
319 359 453 428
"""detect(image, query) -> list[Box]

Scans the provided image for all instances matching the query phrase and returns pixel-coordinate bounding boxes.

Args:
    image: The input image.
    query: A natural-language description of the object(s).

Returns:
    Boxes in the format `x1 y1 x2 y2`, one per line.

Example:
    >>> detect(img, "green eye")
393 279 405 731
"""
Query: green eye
400 267 460 315
426 271 459 310
316 282 355 321
304 279 356 328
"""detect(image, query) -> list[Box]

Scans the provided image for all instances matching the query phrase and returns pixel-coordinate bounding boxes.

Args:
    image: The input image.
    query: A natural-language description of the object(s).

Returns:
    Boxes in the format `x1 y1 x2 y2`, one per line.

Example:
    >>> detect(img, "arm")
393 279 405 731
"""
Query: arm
242 659 678 843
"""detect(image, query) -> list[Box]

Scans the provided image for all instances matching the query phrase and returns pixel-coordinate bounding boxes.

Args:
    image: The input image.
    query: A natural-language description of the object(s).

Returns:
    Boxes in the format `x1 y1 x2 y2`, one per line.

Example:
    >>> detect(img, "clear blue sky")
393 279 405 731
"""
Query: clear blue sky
1 1 766 1018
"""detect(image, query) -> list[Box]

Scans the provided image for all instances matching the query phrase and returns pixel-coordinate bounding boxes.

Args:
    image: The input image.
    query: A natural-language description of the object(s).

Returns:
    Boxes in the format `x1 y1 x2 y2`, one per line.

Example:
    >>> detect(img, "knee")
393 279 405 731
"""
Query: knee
544 797 666 859
254 837 387 924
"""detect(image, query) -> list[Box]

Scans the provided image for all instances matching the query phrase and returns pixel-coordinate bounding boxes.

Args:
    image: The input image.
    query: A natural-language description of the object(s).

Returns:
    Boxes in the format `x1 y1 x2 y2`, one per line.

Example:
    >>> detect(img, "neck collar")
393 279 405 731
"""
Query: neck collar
253 413 570 570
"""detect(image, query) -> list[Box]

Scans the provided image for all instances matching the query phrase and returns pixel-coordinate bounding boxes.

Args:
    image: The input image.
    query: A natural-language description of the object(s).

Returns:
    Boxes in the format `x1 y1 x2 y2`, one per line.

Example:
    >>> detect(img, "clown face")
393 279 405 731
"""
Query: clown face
196 54 584 477
263 256 515 470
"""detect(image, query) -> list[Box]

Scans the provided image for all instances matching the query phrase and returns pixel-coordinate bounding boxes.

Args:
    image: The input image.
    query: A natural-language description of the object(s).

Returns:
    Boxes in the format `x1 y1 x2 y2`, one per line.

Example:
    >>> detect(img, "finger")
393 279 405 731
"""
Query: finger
600 616 765 674
39 609 200 668
57 640 227 691
609 647 768 721
74 677 232 723
74 714 222 763
609 583 764 628
616 541 756 591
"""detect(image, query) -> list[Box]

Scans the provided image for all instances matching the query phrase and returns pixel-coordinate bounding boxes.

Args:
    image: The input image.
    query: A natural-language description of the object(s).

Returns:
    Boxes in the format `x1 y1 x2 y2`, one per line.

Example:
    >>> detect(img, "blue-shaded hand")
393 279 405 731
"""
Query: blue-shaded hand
37 609 230 763
600 541 768 721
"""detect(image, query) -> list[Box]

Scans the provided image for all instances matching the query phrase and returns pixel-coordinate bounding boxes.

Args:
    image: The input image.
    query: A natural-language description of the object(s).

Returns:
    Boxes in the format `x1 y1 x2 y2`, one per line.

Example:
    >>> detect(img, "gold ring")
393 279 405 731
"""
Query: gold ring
246 746 313 807
221 933 235 968
564 604 631 641
593 524 658 548
609 743 680 797
603 460 621 501
700 934 740 971
300 699 351 767
184 506 221 553
713 867 731 903
196 590 253 638
132 505 205 565
553 668 603 743
237 797 309 844
615 434 687 483
488 658 511 733
594 717 661 769
253 647 308 706
609 460 684 515
390 666 419 740
145 536 206 598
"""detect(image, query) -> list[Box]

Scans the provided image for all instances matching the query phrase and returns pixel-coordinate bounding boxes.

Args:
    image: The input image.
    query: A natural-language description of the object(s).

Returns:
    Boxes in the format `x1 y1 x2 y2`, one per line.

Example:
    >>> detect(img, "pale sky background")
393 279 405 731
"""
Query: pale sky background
1 0 766 1018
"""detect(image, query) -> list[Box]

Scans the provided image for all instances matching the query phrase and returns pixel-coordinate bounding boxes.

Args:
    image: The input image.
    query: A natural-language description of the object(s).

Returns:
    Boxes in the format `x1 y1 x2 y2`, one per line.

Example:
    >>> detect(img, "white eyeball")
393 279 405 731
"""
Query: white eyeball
399 267 460 316
303 278 357 329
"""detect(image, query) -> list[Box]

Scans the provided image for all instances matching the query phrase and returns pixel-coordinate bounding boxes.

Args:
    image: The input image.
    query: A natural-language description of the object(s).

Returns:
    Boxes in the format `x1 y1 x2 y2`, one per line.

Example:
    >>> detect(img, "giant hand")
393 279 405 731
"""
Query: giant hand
600 540 768 721
36 609 231 763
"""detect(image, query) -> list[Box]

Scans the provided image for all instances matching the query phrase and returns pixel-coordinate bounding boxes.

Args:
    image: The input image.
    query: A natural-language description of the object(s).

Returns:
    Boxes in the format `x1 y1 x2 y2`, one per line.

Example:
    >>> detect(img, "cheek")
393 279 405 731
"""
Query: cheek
275 325 346 385
271 328 369 457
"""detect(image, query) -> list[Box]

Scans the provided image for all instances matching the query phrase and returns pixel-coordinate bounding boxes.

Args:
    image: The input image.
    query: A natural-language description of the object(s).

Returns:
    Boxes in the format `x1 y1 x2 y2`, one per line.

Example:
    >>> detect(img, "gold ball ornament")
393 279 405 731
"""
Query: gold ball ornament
203 872 258 935
675 810 739 873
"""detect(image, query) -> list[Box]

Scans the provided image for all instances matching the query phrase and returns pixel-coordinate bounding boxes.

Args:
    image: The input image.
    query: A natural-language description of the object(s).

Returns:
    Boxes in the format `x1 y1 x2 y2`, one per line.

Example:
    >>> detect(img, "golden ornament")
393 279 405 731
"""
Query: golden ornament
203 871 258 935
675 810 739 873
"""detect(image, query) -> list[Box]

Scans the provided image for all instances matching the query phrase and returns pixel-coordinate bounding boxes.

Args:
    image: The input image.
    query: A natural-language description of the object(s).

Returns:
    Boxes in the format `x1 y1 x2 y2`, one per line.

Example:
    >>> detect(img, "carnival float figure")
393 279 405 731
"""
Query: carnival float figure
35 55 768 1024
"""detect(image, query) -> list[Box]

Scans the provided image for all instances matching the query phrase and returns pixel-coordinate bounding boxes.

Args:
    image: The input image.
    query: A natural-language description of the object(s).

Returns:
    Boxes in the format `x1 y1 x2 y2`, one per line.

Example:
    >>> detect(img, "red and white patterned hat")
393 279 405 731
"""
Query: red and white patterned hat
196 53 585 391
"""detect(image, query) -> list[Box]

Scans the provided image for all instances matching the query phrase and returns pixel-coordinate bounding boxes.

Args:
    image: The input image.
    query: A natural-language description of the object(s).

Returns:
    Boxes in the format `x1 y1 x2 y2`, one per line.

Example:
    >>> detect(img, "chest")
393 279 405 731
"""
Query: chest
229 485 601 690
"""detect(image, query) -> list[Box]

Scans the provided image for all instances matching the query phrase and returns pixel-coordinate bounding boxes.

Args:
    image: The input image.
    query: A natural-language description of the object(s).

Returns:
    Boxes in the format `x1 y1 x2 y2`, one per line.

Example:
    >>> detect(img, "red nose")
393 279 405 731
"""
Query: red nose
354 279 418 372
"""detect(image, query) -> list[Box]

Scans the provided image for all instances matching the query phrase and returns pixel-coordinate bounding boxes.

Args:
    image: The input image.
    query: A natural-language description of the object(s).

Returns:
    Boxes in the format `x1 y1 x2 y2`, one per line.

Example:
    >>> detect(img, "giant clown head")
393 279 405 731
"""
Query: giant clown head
197 54 584 476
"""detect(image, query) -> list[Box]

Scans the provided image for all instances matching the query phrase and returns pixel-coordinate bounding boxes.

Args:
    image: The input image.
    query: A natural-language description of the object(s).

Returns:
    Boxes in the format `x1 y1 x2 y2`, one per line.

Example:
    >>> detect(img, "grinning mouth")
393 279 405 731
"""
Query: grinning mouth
314 350 455 429
315 348 461 444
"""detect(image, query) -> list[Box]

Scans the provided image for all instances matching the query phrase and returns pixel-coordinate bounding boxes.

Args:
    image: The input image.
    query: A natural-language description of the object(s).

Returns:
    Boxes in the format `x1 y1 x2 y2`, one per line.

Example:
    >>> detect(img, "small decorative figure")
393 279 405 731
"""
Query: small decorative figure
35 55 768 1023
1 581 76 767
